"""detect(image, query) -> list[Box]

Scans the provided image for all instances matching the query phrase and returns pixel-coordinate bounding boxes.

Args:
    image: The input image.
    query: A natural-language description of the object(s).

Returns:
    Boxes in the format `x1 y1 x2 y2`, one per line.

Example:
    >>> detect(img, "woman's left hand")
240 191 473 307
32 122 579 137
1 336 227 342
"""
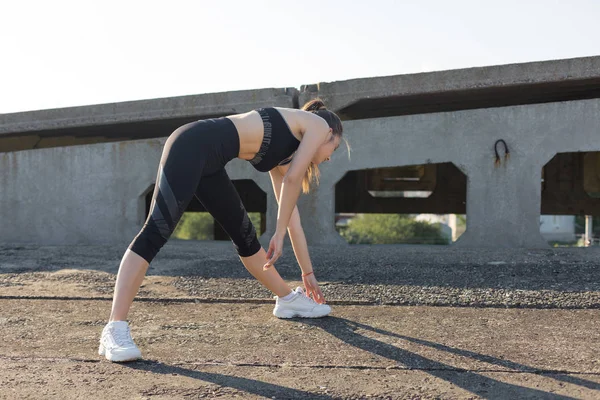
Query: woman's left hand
302 272 326 304
264 232 284 270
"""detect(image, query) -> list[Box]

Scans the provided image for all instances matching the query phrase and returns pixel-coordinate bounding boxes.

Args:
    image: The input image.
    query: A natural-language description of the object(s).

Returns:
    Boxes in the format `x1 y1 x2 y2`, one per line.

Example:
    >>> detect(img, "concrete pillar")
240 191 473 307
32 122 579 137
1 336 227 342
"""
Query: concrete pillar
455 161 549 248
448 214 458 242
585 215 593 246
296 179 347 246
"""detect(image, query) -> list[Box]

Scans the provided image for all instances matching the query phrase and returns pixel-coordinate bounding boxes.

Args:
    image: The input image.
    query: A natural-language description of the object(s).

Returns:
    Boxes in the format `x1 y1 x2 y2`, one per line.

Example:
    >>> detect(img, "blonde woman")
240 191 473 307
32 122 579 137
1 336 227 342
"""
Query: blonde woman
99 99 345 362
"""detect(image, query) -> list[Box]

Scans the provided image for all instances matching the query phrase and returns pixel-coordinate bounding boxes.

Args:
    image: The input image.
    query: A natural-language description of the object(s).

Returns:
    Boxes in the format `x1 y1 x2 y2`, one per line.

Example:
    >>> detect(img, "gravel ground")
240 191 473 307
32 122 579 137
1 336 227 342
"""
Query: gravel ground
1 240 599 308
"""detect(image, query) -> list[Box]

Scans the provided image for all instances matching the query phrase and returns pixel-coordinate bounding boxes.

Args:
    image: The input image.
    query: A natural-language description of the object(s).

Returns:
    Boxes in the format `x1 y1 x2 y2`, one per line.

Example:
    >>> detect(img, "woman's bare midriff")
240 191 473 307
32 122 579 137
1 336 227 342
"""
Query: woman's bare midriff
226 108 303 161
225 111 264 161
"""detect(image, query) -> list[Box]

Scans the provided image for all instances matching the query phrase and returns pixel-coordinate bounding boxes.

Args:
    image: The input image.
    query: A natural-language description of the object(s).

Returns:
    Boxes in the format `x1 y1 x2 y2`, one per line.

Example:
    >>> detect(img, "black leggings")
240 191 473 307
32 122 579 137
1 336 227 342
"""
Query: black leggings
128 117 261 263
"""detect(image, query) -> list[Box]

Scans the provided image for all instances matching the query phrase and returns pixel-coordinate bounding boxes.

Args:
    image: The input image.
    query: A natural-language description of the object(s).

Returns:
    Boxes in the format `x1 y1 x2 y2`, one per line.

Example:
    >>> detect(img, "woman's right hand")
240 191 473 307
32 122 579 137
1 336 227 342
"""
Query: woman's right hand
264 231 284 270
302 273 326 304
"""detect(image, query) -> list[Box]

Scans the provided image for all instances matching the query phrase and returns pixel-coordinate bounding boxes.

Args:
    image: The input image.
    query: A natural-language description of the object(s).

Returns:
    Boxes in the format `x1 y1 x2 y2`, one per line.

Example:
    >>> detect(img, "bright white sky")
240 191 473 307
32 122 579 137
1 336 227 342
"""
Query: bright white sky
1 0 599 113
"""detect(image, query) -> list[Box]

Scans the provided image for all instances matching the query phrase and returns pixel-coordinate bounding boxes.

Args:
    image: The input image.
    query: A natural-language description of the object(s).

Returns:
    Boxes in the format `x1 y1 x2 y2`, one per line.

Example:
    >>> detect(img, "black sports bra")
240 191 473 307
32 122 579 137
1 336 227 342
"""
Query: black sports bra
248 108 300 172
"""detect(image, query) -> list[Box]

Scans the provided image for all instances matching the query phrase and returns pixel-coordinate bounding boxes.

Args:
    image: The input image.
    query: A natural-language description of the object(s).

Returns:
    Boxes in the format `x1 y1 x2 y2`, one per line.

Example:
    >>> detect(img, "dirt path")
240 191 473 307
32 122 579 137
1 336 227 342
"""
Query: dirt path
1 242 600 398
1 299 599 399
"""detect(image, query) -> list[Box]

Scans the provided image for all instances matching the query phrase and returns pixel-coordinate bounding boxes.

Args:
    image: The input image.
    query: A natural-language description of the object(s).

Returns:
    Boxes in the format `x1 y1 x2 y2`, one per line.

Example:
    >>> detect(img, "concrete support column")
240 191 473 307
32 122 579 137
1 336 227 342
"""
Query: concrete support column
448 214 458 242
585 215 593 246
296 182 347 246
455 162 549 248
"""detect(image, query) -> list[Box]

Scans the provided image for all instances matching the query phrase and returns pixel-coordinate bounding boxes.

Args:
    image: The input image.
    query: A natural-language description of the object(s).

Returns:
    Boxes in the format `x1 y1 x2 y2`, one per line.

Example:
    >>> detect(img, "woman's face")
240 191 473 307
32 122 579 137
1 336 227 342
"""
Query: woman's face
312 130 341 165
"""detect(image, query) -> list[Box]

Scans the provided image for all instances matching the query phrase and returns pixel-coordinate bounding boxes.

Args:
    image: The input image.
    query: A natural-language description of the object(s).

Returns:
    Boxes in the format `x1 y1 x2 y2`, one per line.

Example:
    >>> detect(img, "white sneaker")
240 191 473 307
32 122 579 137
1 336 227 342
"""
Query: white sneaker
98 321 142 362
273 287 331 319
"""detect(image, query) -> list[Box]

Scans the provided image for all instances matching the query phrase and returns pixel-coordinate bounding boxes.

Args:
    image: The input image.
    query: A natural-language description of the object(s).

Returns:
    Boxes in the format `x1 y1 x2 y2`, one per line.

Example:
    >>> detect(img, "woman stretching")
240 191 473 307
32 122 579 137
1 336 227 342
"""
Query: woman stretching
99 99 345 362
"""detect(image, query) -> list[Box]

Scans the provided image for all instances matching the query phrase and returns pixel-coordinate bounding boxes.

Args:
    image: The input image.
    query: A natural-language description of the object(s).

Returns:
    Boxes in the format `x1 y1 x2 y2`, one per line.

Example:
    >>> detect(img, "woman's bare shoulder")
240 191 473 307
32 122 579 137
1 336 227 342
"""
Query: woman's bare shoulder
274 107 324 135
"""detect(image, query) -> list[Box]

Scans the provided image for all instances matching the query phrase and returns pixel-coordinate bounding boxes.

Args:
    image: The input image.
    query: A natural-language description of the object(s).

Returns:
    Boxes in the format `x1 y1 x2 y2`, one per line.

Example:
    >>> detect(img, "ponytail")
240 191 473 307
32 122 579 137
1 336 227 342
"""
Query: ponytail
302 99 327 113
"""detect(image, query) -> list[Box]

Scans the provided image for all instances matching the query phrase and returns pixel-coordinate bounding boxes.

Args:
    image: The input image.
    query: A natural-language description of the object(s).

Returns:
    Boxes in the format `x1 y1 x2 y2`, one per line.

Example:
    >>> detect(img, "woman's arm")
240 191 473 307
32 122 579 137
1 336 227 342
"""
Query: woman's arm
268 164 313 275
269 164 325 303
275 116 329 234
264 114 330 267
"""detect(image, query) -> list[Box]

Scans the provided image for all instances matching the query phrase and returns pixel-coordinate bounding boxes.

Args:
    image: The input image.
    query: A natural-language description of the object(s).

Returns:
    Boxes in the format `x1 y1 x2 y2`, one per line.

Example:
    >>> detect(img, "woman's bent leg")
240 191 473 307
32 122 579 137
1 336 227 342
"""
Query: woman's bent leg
238 248 293 298
194 168 292 297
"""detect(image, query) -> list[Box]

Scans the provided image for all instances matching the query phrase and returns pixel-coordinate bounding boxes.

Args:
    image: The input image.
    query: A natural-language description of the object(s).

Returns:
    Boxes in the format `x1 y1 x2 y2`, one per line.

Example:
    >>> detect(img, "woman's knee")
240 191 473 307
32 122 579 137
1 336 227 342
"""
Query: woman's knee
234 234 261 258
128 225 169 264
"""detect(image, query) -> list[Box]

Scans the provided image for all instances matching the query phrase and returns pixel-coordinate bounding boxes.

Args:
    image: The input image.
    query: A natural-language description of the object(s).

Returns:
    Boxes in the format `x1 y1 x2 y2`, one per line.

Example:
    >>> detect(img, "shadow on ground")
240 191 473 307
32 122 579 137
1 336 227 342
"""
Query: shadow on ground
126 361 333 399
297 316 595 399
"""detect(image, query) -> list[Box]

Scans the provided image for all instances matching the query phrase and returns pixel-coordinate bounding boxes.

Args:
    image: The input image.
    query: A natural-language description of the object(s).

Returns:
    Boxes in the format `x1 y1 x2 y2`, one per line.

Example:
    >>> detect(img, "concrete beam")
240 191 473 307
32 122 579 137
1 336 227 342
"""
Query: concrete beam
0 88 298 136
0 88 299 153
299 56 600 119
4 55 600 142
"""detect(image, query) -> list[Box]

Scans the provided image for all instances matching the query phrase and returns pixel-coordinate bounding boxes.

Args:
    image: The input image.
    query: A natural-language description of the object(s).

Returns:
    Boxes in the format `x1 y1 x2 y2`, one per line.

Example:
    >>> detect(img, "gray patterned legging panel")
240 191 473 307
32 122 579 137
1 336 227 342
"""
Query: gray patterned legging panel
128 117 261 263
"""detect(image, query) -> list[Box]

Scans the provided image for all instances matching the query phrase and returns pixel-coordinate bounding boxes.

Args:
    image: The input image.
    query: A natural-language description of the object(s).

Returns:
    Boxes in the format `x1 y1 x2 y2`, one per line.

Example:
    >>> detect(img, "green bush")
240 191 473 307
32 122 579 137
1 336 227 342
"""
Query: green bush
173 212 214 240
338 214 448 245
173 212 263 240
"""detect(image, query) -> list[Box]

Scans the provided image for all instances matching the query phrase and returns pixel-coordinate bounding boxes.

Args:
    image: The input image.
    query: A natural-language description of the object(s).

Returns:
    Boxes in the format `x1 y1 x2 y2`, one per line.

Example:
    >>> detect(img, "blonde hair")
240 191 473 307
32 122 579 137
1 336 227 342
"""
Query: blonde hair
300 98 346 193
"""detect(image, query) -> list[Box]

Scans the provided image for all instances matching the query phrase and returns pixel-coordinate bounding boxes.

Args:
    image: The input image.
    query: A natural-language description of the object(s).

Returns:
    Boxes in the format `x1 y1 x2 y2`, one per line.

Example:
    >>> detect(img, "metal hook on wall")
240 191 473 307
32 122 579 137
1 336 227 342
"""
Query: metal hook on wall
494 139 510 167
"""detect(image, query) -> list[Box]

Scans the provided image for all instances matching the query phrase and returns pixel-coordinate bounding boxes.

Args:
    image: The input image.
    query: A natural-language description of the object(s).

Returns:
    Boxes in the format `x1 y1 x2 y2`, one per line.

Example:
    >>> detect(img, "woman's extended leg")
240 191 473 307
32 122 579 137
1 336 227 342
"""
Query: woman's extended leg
108 250 149 322
193 168 292 297
100 123 210 362
108 122 208 323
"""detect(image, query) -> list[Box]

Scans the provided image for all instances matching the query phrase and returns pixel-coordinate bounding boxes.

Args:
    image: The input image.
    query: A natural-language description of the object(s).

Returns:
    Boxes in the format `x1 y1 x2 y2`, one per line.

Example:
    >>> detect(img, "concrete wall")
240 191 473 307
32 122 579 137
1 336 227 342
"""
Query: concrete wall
2 56 600 249
0 140 164 245
296 99 600 248
0 87 297 247
3 98 599 248
0 140 274 247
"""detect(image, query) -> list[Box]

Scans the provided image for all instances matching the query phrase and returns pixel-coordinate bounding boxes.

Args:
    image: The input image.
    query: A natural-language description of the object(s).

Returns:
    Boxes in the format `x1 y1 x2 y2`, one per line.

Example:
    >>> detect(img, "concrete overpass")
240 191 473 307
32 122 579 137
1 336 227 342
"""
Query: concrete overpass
1 56 600 249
